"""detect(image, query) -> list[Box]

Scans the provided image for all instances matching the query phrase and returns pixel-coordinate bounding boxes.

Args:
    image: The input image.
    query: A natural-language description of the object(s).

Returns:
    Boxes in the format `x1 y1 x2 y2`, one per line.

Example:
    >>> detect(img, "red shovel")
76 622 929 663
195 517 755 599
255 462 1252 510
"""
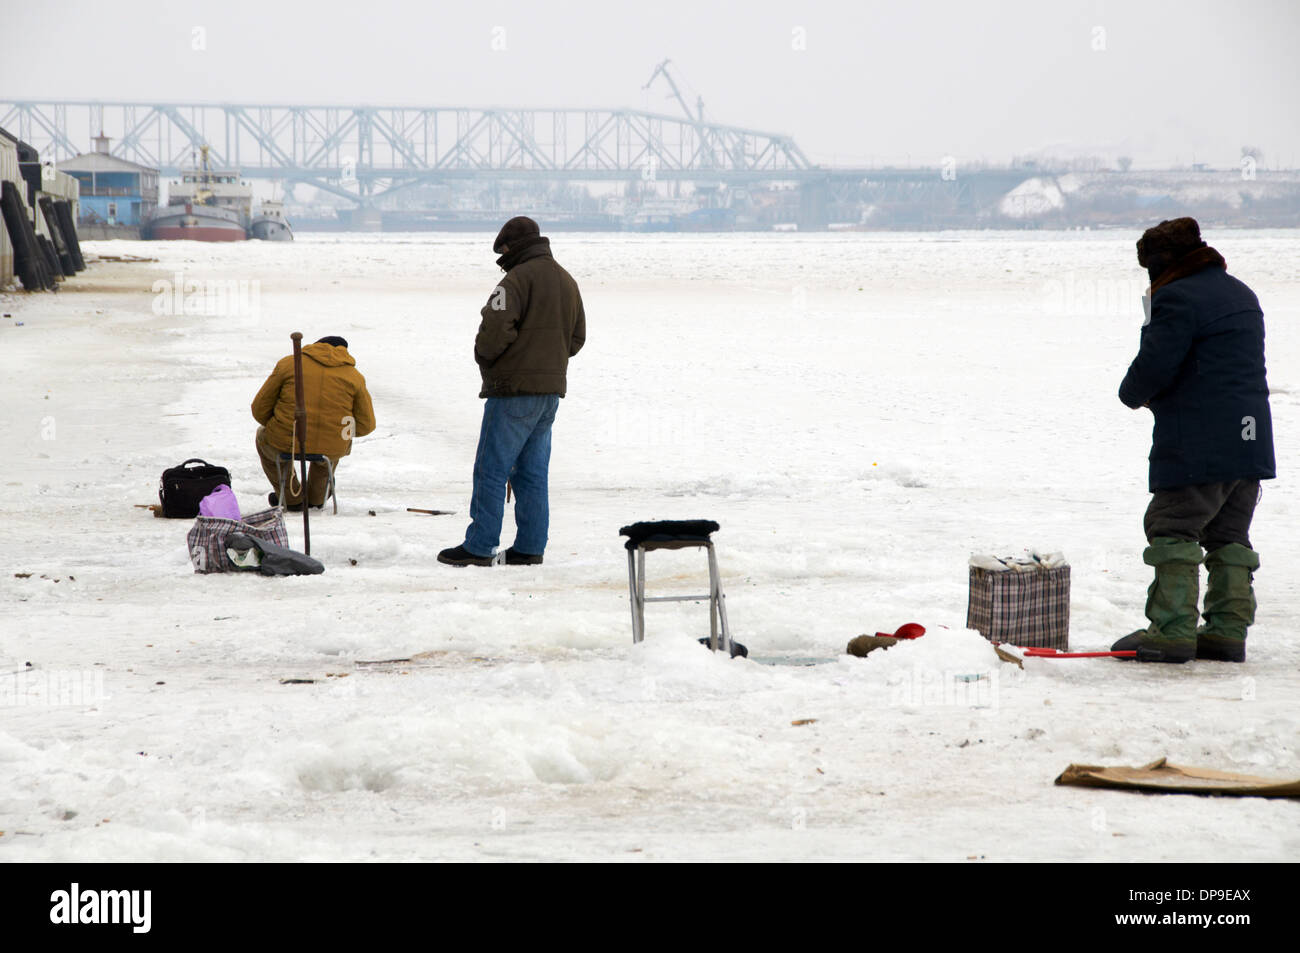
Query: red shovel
871 626 1137 658
875 623 926 640
1021 647 1137 659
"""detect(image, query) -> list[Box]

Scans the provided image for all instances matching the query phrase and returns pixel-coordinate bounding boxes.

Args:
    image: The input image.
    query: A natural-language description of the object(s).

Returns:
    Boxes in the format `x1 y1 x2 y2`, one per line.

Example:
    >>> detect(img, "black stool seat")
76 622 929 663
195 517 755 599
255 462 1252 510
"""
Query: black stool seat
277 452 331 463
619 519 720 551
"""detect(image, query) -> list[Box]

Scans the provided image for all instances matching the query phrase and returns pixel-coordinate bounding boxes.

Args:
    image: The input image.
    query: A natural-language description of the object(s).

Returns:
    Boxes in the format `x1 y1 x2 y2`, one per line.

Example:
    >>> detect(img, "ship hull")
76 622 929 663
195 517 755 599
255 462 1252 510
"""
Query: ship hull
146 205 248 242
249 218 293 241
148 224 247 242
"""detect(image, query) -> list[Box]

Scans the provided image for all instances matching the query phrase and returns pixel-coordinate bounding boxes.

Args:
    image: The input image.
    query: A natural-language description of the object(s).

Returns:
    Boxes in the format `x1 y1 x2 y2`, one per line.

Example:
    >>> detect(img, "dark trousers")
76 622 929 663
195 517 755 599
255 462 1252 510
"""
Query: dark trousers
1144 480 1260 551
256 426 339 508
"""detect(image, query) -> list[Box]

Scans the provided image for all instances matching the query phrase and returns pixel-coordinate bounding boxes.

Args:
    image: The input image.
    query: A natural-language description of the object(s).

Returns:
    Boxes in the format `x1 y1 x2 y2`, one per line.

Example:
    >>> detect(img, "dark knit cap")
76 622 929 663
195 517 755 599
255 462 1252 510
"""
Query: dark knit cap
493 216 540 254
316 335 349 349
1136 217 1205 269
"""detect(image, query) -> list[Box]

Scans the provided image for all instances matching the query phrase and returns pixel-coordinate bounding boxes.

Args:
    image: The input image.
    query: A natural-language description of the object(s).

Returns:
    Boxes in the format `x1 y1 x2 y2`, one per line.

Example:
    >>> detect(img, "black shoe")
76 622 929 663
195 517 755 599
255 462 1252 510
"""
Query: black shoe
1136 645 1193 663
1111 630 1193 663
504 547 543 566
268 492 279 507
1110 631 1141 656
1196 634 1247 663
698 637 749 658
438 545 494 567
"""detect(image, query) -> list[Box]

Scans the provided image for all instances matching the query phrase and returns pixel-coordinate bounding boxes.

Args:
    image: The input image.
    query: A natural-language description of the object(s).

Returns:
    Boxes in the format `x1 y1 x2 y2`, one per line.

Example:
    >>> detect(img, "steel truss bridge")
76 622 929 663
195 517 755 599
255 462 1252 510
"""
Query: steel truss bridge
1 99 820 203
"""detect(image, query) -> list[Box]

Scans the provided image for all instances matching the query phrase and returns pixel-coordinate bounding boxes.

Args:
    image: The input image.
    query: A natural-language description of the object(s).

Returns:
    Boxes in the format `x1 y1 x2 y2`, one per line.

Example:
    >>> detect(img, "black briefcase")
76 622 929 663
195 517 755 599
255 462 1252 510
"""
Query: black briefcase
159 458 232 518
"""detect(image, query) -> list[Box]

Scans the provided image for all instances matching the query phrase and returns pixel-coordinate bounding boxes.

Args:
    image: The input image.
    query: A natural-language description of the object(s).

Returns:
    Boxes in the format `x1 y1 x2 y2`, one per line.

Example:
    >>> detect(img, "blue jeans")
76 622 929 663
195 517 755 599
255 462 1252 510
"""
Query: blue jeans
464 395 560 557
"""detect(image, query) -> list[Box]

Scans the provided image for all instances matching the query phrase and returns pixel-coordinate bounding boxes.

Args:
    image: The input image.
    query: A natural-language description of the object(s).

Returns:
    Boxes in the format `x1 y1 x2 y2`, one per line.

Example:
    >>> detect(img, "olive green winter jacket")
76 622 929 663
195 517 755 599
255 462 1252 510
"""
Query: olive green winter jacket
475 241 585 397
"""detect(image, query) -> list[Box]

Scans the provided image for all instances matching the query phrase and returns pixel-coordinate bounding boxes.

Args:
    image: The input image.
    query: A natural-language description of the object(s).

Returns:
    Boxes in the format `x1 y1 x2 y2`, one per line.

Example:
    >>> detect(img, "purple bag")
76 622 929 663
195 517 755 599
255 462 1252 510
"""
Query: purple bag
198 484 241 521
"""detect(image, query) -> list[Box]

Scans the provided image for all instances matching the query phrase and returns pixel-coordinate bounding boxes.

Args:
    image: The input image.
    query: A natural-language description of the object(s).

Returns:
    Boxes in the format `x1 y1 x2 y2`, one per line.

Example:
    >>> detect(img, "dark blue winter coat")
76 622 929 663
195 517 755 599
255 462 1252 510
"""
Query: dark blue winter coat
1119 265 1275 491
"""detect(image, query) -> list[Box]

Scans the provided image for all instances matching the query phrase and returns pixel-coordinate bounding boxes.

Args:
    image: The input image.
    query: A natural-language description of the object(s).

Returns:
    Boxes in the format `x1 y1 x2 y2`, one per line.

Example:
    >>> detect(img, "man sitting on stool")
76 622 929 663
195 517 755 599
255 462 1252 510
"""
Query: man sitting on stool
251 335 376 509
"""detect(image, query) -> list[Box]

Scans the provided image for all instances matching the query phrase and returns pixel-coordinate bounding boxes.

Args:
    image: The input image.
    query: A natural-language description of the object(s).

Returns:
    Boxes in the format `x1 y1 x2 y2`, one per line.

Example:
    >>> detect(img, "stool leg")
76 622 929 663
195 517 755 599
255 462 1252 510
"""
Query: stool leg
707 544 732 655
627 548 641 643
325 458 337 514
636 546 647 643
706 543 719 652
717 585 733 657
275 457 287 507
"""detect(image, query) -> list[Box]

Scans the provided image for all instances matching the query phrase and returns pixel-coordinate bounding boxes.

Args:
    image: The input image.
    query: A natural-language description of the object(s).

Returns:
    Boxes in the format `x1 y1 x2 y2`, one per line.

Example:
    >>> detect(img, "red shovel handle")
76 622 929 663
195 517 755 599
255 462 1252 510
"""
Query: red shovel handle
1021 647 1137 658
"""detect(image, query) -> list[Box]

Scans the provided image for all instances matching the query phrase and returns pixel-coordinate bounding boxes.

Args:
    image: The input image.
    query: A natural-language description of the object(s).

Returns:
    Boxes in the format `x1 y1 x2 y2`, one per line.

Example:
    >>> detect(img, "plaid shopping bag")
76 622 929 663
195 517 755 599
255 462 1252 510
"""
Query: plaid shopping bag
966 562 1070 649
187 507 289 574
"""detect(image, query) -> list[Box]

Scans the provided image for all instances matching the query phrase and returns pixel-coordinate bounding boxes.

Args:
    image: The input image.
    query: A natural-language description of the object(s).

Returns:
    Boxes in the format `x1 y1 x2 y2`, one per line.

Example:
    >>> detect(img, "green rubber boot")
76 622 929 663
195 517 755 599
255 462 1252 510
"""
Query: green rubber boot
1111 537 1203 663
1197 543 1258 663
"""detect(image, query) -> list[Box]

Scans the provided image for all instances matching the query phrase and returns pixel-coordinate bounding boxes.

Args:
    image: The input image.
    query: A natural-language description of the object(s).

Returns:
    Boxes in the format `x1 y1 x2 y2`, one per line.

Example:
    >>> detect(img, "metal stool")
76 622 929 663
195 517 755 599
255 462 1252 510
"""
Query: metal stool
275 452 337 514
620 520 732 654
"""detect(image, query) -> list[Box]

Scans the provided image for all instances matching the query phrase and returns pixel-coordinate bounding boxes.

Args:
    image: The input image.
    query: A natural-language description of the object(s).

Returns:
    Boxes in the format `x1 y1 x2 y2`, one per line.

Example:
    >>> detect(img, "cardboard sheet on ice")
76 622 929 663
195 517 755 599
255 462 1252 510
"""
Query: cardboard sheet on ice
1055 757 1300 798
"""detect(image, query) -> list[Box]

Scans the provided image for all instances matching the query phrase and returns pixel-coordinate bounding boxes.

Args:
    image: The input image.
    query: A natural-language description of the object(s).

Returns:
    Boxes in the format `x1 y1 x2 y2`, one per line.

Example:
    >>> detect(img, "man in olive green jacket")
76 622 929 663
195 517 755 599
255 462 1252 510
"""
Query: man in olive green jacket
439 217 585 567
251 335 376 508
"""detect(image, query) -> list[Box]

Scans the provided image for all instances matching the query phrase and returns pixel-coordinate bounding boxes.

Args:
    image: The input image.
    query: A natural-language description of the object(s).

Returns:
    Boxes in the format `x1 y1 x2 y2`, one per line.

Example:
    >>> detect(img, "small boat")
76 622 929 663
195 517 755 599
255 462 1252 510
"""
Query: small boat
146 146 251 241
249 199 294 241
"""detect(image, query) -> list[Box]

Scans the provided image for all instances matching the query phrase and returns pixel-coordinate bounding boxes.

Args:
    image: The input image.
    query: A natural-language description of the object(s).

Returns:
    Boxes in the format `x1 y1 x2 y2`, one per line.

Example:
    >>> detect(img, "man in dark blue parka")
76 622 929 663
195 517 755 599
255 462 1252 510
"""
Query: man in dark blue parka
1113 217 1275 663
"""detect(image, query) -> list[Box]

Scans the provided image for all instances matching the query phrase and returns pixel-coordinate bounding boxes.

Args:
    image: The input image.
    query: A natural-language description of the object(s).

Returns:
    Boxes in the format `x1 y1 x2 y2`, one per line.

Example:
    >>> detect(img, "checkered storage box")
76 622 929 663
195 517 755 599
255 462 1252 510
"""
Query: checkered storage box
187 507 289 574
966 560 1070 649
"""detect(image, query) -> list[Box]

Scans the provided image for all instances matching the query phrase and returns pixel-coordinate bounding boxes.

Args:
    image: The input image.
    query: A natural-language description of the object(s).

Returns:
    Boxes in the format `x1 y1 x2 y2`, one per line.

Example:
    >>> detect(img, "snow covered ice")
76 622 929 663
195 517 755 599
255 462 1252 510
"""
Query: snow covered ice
1 231 1297 861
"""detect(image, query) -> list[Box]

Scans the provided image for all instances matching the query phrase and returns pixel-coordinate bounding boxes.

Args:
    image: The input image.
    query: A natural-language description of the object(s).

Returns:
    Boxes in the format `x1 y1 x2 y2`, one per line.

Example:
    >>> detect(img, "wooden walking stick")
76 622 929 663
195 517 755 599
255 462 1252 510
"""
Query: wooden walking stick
291 331 311 556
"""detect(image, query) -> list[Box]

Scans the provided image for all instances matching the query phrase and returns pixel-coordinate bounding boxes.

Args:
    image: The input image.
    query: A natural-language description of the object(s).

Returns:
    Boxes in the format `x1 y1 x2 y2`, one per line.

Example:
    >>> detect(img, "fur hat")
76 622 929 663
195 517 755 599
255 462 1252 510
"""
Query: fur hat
493 216 540 254
1136 217 1205 269
316 335 349 349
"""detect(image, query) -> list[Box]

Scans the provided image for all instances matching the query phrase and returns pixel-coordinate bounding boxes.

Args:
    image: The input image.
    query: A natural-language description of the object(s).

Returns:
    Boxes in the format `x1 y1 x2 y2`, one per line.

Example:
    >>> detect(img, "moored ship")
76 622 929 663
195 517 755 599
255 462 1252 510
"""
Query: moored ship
145 146 251 241
249 199 293 240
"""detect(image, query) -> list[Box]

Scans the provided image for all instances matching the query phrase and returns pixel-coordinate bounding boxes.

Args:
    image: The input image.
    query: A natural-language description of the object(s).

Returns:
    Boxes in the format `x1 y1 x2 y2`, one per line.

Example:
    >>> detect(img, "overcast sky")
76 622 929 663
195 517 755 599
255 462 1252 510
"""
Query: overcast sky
3 0 1298 168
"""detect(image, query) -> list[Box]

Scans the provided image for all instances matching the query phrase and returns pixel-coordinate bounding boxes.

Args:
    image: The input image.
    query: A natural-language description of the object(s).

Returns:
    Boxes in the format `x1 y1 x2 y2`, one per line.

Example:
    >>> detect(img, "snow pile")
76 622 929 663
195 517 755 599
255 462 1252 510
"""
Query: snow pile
999 177 1066 217
841 625 1007 708
1056 173 1086 195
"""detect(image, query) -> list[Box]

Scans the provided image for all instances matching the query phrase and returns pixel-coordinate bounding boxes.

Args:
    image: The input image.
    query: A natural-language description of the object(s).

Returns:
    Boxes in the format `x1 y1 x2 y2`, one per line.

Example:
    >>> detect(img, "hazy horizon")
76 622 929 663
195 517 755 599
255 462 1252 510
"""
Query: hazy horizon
3 0 1298 169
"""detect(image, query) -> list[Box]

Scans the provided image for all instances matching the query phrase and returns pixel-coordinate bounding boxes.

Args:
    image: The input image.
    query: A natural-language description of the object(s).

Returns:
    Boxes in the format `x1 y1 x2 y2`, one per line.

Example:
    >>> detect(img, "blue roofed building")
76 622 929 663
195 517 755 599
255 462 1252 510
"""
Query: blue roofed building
58 135 158 226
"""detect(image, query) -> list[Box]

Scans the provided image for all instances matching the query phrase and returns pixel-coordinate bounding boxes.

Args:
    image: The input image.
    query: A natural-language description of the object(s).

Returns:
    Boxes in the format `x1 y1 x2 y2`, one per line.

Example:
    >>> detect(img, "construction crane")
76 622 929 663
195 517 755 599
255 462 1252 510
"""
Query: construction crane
643 59 705 123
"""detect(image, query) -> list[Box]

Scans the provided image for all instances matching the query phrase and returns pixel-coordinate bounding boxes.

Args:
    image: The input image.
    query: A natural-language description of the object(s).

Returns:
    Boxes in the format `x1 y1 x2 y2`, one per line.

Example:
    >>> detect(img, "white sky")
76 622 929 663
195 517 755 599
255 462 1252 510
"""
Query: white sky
3 0 1298 168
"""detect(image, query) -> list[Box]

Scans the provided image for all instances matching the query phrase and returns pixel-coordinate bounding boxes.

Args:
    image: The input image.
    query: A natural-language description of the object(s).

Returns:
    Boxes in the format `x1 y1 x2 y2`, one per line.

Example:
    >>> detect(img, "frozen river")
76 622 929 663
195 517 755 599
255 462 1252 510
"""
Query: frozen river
1 229 1296 860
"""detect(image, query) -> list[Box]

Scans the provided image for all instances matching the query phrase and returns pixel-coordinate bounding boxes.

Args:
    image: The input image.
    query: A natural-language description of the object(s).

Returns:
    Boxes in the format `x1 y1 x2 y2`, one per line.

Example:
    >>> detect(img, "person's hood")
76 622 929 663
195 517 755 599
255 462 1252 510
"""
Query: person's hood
493 215 540 254
302 341 355 367
496 235 551 272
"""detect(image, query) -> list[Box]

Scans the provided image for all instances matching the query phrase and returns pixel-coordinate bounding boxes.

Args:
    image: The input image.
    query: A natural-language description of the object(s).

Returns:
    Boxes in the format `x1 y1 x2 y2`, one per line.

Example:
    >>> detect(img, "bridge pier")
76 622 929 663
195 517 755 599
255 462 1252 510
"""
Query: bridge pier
352 207 382 232
797 178 829 231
